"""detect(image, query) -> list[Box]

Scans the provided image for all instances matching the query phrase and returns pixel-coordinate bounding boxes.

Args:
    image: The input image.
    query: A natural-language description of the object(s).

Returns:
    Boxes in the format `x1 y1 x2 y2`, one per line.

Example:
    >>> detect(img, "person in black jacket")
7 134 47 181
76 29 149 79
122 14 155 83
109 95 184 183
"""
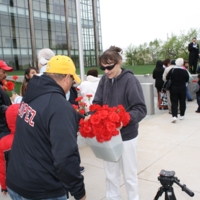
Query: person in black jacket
153 60 165 109
166 58 189 123
188 37 200 74
0 60 13 139
6 55 86 200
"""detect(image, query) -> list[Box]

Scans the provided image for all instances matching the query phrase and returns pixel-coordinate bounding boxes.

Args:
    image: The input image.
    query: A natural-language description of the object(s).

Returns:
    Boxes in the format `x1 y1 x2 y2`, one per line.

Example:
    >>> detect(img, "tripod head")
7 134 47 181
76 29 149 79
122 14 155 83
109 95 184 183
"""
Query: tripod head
154 169 194 200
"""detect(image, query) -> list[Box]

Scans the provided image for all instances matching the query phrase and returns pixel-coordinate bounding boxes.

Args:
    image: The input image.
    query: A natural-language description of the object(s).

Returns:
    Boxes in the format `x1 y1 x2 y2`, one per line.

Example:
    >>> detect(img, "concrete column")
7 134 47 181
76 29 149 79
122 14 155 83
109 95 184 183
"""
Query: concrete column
141 83 155 115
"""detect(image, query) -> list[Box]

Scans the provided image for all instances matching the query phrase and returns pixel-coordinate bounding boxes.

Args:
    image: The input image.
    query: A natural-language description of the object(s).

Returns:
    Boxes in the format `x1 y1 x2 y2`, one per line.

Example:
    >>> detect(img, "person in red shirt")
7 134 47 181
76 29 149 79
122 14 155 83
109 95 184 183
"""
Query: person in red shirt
0 104 19 195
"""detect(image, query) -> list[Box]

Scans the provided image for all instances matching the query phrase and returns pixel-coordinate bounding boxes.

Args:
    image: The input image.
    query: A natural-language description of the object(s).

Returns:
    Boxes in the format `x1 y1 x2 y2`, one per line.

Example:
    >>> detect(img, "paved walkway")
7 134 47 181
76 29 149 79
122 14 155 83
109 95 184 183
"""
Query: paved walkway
77 100 200 200
1 100 199 200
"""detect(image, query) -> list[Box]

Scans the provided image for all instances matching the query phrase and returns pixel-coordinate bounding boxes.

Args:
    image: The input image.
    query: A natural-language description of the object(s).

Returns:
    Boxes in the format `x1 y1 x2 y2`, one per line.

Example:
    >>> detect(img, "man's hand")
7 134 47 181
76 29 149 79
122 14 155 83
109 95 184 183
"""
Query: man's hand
84 115 90 121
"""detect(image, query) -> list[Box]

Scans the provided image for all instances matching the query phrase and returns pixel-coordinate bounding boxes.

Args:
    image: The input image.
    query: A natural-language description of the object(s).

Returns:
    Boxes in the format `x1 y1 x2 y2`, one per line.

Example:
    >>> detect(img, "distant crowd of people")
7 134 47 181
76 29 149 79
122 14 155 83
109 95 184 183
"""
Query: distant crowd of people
153 37 200 123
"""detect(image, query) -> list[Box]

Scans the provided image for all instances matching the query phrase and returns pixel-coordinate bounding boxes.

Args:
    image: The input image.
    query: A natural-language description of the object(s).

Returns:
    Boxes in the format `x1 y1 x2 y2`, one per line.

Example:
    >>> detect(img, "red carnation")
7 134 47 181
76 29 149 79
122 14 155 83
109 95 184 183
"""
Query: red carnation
79 109 85 115
12 75 18 81
90 114 101 125
6 81 15 91
76 87 80 91
86 94 93 98
109 112 120 123
75 96 83 102
89 104 101 112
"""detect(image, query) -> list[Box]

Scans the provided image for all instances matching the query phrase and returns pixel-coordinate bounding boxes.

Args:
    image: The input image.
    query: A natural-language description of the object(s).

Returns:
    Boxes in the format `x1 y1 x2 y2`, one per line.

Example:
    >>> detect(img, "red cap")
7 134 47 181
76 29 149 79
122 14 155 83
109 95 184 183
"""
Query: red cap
0 60 13 72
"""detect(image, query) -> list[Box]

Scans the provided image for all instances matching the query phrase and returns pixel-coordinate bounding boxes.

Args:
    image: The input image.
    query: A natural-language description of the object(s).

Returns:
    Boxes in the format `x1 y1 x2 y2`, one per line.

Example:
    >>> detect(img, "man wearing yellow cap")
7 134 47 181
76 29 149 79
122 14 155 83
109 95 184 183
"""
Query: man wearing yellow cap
6 55 86 200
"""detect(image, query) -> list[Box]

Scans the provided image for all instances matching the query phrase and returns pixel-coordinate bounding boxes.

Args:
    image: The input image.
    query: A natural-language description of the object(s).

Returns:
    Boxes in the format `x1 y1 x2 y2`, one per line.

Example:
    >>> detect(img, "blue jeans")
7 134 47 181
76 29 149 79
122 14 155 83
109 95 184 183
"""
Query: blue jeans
7 188 68 200
197 94 200 112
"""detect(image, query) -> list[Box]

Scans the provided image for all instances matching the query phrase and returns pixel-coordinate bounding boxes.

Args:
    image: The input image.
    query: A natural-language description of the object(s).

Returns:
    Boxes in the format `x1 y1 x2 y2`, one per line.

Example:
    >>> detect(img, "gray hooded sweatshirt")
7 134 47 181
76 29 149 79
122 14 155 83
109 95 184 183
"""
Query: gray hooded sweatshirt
93 69 147 141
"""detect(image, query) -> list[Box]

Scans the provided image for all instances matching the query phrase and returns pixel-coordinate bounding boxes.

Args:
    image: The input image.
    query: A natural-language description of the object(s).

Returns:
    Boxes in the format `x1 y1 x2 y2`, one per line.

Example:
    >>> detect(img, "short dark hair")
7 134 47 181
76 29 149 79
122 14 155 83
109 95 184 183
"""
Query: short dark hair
163 59 170 67
87 69 98 77
193 37 196 40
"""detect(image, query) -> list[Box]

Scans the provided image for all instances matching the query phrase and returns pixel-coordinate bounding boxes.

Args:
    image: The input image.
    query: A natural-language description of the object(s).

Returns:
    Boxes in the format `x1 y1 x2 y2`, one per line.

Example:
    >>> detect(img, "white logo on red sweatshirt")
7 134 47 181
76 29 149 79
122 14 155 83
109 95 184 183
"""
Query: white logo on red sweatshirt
18 102 36 127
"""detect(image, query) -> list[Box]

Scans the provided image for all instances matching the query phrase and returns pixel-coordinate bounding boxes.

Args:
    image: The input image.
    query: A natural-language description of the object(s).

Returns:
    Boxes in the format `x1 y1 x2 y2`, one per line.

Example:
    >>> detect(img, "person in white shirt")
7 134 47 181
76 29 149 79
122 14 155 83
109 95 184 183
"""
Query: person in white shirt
77 69 100 111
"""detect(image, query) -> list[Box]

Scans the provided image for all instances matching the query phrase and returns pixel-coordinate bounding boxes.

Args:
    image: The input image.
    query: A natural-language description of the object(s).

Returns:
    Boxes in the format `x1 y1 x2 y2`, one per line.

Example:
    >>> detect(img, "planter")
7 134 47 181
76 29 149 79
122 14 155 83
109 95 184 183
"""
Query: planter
86 133 124 162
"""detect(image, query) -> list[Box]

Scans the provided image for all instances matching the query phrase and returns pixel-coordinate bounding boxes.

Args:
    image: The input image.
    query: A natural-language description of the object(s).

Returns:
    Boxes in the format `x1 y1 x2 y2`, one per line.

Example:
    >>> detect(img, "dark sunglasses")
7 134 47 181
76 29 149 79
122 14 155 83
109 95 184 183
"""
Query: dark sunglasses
100 63 117 71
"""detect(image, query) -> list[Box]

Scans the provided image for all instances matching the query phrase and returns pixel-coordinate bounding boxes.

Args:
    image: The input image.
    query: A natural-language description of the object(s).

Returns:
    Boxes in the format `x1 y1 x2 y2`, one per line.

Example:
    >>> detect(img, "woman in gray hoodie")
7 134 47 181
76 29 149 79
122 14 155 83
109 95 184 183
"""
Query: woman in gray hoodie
93 46 147 200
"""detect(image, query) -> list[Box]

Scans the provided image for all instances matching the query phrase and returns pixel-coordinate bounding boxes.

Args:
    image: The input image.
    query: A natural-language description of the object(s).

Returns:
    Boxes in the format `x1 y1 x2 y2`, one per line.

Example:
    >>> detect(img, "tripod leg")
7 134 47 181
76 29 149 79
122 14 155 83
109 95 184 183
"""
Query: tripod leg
164 187 176 200
154 186 165 200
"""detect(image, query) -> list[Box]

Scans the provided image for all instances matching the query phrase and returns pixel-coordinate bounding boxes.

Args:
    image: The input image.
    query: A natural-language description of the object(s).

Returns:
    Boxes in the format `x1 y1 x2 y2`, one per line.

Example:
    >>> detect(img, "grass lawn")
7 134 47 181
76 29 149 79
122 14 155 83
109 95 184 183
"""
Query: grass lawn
79 64 155 75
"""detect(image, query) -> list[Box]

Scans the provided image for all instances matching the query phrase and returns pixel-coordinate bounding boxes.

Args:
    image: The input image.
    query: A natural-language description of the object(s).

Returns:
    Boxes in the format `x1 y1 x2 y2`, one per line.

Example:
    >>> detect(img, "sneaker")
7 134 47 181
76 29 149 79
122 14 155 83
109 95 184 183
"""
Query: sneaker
80 166 85 173
180 116 184 120
172 117 177 123
195 111 200 113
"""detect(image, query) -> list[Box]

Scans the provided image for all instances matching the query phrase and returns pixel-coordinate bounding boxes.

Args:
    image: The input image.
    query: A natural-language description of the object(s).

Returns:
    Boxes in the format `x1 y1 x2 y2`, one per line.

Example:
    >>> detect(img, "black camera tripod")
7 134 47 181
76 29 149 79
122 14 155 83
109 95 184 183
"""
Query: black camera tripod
154 170 194 200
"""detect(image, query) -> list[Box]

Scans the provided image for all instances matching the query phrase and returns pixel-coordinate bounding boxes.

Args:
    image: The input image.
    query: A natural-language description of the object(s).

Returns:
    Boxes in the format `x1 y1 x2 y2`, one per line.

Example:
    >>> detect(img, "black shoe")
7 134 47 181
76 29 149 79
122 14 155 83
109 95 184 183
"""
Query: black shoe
80 166 85 173
187 99 193 101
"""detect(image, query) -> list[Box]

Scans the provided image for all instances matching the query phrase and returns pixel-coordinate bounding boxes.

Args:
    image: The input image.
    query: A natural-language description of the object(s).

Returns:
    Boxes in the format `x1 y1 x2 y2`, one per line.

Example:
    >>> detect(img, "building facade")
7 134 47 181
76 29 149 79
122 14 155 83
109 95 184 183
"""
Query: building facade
0 0 102 70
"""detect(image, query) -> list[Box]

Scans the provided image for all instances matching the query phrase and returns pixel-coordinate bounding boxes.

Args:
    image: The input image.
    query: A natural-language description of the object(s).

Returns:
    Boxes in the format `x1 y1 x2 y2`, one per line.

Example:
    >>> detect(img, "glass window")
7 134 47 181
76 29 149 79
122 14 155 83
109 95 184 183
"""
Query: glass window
43 39 49 47
3 48 12 55
34 19 41 29
9 7 17 15
17 0 25 8
0 4 8 12
0 15 10 26
20 38 27 48
35 30 42 39
33 1 40 10
17 8 25 15
17 17 27 28
40 2 47 12
19 28 27 37
33 11 40 18
35 39 43 48
1 26 11 37
2 37 11 47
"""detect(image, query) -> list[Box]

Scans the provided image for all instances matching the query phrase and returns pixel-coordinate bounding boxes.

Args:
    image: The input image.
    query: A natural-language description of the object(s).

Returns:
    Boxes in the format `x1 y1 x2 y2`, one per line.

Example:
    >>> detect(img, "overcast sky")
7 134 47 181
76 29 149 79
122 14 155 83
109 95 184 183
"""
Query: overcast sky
99 0 200 50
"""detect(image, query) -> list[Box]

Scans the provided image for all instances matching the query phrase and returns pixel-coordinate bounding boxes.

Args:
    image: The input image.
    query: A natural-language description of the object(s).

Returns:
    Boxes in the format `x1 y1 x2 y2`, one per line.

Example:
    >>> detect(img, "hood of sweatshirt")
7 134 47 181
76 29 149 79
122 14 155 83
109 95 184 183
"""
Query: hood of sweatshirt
5 104 20 134
23 74 66 103
86 75 100 82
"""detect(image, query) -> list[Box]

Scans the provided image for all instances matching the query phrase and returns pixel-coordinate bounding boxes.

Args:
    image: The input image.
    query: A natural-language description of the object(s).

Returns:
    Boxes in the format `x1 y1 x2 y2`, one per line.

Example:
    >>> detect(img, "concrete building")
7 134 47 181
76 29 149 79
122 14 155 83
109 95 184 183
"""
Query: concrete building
0 0 102 70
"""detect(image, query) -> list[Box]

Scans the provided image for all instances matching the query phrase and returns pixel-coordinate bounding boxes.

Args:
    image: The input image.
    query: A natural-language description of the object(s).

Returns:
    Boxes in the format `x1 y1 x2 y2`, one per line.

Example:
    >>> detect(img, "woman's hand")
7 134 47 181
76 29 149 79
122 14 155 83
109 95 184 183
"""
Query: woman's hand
11 93 19 103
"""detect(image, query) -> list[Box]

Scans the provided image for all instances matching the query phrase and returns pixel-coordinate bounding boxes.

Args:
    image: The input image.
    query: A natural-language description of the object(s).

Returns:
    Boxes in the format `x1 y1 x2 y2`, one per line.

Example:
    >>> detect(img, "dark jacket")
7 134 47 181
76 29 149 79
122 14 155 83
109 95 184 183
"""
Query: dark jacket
188 42 199 61
0 85 12 138
152 68 165 89
69 86 78 105
93 69 147 141
6 75 85 199
166 67 189 89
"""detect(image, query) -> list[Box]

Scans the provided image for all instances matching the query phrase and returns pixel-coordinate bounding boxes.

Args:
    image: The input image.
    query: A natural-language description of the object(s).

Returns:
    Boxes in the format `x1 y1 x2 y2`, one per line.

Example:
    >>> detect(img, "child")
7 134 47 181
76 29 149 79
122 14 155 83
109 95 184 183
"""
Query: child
195 74 200 113
0 104 19 194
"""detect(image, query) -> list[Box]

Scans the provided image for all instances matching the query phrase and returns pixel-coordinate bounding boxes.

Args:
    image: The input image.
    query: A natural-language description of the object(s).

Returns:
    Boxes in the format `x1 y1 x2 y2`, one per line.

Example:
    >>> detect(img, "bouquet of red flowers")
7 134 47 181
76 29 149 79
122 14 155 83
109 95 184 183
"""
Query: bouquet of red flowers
79 104 130 143
1 76 18 93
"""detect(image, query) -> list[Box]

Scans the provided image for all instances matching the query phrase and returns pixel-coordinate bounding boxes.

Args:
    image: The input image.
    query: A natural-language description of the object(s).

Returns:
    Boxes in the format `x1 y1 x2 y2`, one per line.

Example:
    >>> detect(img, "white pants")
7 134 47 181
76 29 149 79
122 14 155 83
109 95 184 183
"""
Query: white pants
104 137 138 200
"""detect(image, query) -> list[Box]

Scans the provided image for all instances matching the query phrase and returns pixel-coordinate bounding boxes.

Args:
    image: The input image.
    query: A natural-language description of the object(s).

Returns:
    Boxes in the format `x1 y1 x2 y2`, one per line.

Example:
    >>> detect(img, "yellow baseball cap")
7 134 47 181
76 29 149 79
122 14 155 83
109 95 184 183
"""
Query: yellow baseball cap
46 55 81 83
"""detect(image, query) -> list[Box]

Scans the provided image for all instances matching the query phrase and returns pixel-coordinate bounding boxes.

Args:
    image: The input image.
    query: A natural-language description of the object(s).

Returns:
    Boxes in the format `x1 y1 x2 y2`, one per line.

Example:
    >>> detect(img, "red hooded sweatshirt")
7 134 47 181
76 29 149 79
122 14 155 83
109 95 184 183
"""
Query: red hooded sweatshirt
0 104 19 192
